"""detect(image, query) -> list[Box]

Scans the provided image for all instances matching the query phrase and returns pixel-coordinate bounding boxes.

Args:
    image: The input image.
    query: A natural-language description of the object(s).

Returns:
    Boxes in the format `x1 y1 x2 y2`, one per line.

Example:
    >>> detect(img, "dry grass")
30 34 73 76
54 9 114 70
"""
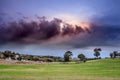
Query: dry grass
0 59 50 65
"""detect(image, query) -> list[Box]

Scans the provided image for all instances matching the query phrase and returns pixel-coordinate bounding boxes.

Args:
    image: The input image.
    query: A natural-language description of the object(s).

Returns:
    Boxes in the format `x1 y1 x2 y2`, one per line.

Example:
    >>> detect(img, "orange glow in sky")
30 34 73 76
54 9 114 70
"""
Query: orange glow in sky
58 15 90 31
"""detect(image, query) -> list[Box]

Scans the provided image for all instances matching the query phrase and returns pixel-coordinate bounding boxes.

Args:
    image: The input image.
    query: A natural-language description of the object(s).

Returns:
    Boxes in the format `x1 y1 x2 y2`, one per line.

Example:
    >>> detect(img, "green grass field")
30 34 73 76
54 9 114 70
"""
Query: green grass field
0 59 120 80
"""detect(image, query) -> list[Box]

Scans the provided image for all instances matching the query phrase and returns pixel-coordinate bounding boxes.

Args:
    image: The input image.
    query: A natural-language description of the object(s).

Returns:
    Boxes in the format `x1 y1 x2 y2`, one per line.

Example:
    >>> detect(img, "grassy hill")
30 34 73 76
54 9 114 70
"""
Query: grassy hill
0 59 120 80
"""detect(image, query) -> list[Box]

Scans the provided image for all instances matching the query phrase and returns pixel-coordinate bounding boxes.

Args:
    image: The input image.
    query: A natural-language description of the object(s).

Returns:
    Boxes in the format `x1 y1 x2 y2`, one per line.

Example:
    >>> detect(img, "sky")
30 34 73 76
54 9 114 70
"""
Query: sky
0 0 120 58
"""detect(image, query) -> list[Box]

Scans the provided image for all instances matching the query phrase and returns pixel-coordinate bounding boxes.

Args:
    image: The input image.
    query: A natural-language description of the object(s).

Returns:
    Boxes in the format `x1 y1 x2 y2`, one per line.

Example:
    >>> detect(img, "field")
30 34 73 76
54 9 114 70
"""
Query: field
0 59 120 80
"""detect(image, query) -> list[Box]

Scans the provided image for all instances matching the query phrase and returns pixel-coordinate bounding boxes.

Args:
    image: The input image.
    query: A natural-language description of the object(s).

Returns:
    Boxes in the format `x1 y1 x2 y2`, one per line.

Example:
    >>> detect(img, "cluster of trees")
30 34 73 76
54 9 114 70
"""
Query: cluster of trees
0 50 21 60
63 48 120 63
64 48 102 63
0 50 62 62
110 51 120 58
64 51 87 62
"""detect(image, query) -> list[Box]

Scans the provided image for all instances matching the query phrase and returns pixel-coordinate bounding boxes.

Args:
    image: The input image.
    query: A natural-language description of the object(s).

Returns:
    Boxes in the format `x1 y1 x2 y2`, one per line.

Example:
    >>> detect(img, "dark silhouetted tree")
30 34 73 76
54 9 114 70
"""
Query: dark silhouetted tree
64 51 72 62
78 53 86 62
94 48 101 58
113 51 118 58
110 53 113 58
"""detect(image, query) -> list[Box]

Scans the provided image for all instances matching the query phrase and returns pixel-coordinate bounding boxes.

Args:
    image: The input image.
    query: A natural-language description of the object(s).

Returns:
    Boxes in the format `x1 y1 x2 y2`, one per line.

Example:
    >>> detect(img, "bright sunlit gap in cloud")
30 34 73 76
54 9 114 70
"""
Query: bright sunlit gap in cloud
57 14 90 32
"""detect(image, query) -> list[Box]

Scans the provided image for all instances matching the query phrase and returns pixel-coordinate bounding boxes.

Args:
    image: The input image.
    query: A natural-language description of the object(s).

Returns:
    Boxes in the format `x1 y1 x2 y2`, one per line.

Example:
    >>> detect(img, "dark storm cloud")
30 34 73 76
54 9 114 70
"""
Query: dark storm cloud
64 10 120 48
0 14 120 48
67 11 119 48
61 24 120 48
0 17 87 44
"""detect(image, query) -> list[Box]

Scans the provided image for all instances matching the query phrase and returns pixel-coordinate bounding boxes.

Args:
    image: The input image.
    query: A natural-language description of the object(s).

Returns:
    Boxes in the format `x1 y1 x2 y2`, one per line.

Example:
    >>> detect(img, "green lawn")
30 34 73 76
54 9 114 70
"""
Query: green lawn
0 59 120 80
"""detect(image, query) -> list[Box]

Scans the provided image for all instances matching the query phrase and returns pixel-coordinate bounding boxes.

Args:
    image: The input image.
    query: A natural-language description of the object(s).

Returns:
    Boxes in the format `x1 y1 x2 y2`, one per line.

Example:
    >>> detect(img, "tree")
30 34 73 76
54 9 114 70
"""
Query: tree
78 53 86 62
3 50 12 58
94 48 101 58
78 53 85 61
64 51 72 62
110 53 113 58
113 51 118 58
110 51 120 59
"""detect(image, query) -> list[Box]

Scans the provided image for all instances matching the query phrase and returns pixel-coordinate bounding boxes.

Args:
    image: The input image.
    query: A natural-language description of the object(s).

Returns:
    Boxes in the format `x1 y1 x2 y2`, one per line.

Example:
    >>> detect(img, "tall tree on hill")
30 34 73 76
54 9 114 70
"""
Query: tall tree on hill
64 51 72 62
94 48 101 58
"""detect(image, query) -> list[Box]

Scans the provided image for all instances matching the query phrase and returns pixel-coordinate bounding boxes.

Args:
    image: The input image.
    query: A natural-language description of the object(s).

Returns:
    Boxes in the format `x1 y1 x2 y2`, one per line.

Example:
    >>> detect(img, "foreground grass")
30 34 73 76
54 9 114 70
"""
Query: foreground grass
0 59 120 80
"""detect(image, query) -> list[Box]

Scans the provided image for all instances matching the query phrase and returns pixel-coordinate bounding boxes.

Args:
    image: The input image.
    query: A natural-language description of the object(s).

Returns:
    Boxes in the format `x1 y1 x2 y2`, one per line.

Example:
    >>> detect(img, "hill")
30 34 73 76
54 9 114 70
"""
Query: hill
0 59 120 80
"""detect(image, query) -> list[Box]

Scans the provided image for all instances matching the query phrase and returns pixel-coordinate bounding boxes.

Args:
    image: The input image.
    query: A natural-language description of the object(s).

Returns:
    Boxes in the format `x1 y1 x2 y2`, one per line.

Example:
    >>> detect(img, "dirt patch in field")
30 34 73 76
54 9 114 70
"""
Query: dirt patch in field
0 60 50 65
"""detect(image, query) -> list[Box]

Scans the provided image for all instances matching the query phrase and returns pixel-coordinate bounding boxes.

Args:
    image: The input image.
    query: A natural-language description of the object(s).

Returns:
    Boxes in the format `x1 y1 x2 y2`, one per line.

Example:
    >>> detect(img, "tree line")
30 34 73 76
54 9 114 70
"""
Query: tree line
0 50 62 62
64 48 102 62
64 48 120 63
0 48 120 63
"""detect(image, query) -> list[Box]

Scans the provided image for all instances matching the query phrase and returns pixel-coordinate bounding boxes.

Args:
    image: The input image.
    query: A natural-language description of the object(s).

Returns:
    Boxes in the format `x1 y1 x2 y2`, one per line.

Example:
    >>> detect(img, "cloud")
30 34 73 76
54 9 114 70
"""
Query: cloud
0 17 89 45
60 24 120 48
0 15 120 49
